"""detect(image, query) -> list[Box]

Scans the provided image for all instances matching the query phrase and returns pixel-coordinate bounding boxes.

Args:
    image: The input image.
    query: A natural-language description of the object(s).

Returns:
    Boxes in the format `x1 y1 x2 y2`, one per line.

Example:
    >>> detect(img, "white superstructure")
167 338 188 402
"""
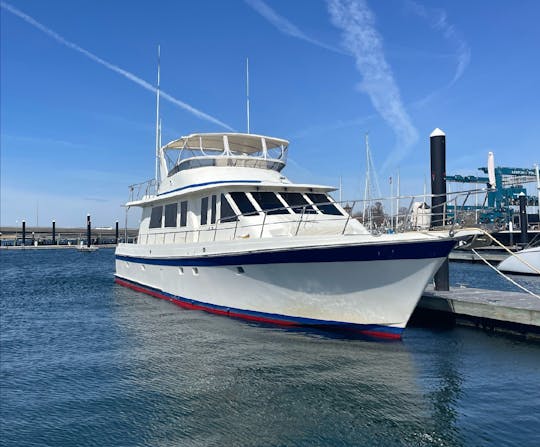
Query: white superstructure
115 133 458 339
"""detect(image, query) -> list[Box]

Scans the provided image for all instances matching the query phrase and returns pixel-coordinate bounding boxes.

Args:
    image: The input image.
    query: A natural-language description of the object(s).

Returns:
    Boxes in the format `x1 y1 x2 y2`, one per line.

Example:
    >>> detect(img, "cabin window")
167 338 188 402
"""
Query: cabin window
180 201 188 227
306 193 343 216
149 206 163 228
230 192 257 216
250 192 290 215
279 192 317 214
210 195 217 224
200 197 209 225
220 194 238 222
164 203 178 227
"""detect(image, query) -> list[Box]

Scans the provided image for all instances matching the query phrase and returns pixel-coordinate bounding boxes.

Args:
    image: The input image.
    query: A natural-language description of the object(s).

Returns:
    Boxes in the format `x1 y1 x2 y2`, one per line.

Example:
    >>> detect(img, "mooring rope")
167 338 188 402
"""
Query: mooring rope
470 248 540 299
470 228 540 276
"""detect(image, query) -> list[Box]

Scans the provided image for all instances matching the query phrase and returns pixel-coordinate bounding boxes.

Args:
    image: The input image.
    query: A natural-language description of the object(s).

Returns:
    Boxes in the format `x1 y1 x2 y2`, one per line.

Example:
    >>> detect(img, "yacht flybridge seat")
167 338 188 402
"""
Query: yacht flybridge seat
164 133 289 176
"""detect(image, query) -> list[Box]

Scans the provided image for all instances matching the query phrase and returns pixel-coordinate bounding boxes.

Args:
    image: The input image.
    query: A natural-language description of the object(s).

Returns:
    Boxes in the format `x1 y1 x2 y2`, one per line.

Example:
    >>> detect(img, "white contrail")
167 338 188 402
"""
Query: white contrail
245 0 346 55
405 0 471 84
1 1 234 131
327 0 418 167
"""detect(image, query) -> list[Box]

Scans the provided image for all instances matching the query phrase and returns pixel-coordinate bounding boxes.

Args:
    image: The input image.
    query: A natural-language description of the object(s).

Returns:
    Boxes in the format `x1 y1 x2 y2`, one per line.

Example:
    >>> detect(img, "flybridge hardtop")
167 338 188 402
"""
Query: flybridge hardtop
162 132 290 177
127 132 334 206
163 132 289 153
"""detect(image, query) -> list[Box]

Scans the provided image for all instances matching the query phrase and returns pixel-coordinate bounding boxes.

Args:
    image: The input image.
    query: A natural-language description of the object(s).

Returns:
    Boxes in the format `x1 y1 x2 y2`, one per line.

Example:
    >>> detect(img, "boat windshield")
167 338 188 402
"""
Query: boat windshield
306 193 343 215
279 192 317 214
250 192 290 215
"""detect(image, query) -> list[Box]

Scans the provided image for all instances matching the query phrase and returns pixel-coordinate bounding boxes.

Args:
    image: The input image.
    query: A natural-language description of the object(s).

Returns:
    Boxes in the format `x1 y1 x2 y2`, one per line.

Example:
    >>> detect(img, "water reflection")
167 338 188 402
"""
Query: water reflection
112 285 457 446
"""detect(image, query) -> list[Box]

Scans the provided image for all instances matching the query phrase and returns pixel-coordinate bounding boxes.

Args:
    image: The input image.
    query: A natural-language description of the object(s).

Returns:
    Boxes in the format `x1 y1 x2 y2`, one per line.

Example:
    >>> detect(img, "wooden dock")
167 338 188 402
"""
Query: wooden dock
449 245 524 263
414 285 540 339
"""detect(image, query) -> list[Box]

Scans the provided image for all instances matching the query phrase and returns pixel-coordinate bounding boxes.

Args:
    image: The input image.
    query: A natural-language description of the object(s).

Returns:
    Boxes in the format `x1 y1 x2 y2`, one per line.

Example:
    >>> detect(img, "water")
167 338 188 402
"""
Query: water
1 249 539 447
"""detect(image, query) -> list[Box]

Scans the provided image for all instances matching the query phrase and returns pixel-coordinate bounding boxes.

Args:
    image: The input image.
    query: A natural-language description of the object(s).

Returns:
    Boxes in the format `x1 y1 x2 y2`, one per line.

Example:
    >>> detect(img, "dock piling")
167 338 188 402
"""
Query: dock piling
52 220 56 245
22 220 26 246
430 128 449 291
87 214 91 248
115 220 119 244
519 192 528 246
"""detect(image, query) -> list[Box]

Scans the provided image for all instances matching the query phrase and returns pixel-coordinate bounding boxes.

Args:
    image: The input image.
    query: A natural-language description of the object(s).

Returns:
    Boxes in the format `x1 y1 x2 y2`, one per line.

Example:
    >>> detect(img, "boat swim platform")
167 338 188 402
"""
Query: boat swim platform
414 285 540 340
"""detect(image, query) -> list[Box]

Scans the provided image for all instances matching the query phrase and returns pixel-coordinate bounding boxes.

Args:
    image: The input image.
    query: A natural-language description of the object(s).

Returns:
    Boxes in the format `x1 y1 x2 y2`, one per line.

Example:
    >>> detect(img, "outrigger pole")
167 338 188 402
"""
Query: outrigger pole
155 45 161 191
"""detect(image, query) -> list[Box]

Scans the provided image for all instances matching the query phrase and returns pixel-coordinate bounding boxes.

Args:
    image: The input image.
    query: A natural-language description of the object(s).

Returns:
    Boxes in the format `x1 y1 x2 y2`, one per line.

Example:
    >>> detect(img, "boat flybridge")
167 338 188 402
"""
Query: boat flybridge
115 132 460 339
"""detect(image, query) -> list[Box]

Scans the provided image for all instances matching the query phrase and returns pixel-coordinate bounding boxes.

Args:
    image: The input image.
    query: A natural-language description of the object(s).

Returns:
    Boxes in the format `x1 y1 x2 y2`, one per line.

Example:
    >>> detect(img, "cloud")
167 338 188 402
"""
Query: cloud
1 1 234 131
405 0 471 84
244 0 346 55
327 0 418 168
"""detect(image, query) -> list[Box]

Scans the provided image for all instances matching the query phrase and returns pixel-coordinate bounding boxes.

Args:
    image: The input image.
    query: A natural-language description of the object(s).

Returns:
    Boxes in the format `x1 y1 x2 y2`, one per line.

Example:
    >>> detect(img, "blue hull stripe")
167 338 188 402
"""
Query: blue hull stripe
116 239 456 267
115 275 404 337
157 179 261 197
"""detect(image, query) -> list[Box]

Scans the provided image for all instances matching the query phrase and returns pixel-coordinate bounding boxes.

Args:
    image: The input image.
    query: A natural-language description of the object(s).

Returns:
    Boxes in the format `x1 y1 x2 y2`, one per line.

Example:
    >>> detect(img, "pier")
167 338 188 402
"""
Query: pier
0 225 138 248
414 285 540 339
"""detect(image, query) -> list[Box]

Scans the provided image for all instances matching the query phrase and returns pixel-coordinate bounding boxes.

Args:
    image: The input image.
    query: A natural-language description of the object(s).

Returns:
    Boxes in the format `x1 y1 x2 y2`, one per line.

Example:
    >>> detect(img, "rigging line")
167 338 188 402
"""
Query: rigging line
471 249 540 299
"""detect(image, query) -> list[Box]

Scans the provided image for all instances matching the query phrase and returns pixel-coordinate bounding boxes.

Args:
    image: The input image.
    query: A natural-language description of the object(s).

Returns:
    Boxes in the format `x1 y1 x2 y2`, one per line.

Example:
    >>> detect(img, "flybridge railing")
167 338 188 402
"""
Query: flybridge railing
128 179 157 202
131 188 493 245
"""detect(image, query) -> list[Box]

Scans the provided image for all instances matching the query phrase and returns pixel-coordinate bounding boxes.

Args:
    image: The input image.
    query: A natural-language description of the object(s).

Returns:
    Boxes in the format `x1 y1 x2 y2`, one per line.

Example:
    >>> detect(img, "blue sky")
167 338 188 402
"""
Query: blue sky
1 0 539 227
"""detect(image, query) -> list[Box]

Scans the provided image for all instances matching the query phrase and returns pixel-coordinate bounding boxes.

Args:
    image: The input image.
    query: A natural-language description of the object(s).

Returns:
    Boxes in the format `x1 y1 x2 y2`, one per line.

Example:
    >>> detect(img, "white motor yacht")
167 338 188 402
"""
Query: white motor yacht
115 133 460 339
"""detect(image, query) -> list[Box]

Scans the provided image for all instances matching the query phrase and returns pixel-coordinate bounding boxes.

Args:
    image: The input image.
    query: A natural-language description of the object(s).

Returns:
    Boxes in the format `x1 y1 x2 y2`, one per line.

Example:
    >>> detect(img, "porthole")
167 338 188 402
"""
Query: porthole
179 267 184 275
192 267 199 276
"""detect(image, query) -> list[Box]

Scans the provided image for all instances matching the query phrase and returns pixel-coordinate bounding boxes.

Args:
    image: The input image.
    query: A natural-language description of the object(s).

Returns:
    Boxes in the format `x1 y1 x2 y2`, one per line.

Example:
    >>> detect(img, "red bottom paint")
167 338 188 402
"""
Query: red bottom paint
115 277 402 340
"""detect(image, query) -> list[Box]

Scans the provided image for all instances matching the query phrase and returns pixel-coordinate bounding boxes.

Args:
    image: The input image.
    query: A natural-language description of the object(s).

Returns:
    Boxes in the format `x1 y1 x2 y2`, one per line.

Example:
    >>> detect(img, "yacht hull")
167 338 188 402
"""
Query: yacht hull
115 238 455 339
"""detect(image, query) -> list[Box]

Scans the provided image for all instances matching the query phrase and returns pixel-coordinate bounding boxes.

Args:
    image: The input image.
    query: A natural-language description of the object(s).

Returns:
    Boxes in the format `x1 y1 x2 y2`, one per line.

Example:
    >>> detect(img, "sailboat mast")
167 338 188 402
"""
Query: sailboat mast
535 163 540 224
363 133 370 226
246 57 250 134
155 45 161 192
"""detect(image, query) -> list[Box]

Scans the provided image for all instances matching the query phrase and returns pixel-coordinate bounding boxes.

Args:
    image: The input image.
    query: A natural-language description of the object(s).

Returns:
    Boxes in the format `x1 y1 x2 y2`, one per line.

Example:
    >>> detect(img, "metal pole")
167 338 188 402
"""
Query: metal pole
52 220 56 245
22 220 26 246
430 128 449 291
519 192 528 246
115 220 119 245
534 164 540 225
87 214 91 248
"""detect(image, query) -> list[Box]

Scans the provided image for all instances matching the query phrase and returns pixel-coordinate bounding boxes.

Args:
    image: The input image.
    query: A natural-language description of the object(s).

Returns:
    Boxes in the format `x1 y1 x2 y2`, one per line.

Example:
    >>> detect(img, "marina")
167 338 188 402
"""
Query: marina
2 1 540 445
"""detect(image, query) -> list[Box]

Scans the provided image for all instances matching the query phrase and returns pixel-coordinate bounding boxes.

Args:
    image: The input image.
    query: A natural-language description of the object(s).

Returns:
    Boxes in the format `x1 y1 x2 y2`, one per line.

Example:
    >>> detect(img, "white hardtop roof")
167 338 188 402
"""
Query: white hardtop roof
163 133 289 155
126 181 335 207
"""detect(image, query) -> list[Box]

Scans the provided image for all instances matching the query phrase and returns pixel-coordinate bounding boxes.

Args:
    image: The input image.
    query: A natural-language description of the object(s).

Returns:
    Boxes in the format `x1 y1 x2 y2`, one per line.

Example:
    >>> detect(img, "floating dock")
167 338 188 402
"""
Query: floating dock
414 285 540 340
449 248 509 263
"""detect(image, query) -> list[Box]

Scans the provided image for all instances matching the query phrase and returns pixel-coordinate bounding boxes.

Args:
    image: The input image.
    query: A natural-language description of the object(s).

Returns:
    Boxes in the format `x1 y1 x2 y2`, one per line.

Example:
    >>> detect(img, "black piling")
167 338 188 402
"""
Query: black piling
430 128 449 291
52 220 56 245
22 220 26 246
86 214 91 248
115 221 119 244
519 193 528 246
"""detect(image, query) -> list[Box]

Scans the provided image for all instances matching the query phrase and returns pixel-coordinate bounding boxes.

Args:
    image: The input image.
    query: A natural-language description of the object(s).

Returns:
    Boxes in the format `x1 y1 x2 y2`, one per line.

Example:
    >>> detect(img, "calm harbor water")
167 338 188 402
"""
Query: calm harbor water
1 249 539 447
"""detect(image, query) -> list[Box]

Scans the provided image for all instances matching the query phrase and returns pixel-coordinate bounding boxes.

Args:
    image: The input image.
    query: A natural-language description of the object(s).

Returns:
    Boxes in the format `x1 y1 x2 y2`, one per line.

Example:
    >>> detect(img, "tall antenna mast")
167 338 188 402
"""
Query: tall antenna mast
363 133 370 219
155 45 161 191
246 57 250 134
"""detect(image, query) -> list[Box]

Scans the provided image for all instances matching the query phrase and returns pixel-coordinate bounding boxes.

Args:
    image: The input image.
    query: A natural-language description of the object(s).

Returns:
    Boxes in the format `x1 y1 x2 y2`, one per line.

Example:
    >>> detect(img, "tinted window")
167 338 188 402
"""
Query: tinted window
250 192 289 215
280 192 317 214
180 201 188 227
201 197 209 225
210 195 217 224
306 193 343 216
149 206 163 228
220 194 238 223
230 192 257 216
164 203 177 227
